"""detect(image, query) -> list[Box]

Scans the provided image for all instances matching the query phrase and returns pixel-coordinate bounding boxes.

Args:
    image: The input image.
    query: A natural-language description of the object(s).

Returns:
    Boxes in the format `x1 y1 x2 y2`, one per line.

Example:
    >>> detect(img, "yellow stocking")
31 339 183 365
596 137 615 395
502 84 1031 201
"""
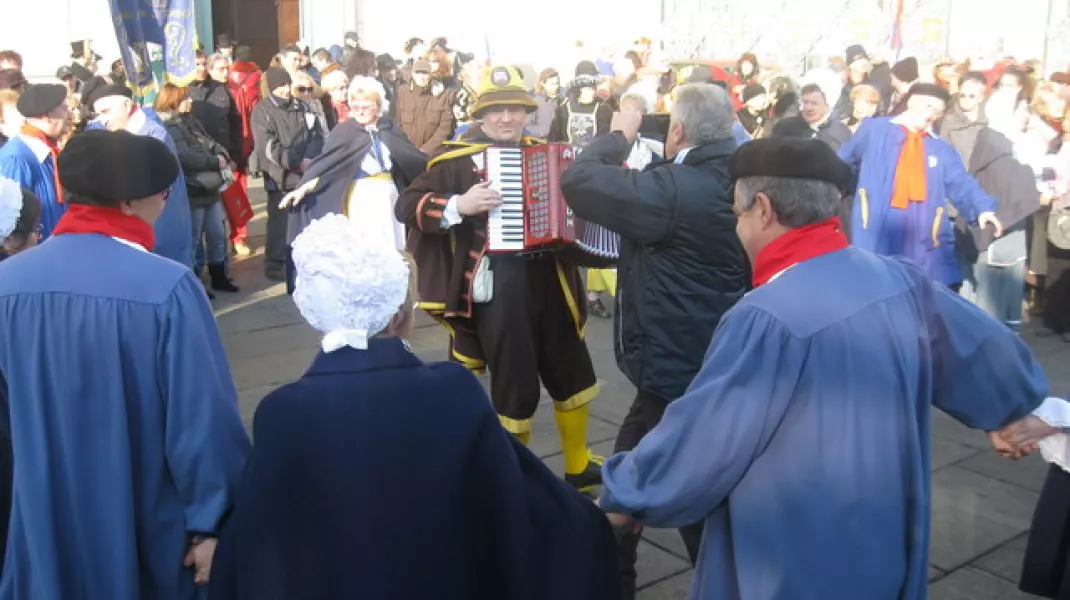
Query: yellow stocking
554 404 591 474
514 430 531 446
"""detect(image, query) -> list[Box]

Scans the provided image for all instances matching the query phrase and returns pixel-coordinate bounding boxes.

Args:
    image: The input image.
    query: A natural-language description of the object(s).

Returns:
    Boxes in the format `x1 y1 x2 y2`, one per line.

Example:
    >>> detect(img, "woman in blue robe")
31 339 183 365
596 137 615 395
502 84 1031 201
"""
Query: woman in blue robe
209 213 619 600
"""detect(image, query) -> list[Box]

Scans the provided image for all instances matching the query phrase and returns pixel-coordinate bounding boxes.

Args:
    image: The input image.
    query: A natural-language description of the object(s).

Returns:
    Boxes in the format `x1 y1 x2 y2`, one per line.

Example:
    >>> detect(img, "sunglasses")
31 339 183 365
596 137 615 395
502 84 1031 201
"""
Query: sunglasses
295 86 314 93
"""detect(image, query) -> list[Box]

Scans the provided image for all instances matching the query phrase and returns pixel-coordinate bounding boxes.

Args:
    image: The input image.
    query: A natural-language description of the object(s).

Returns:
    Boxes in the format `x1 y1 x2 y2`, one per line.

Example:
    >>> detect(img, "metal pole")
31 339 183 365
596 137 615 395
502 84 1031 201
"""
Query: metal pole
1042 0 1054 73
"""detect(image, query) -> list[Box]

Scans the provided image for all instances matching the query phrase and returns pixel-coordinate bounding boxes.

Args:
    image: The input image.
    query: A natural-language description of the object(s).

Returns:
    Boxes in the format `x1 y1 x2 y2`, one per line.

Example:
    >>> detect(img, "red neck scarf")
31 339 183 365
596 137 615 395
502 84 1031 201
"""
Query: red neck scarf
752 217 849 287
52 204 155 250
20 123 64 203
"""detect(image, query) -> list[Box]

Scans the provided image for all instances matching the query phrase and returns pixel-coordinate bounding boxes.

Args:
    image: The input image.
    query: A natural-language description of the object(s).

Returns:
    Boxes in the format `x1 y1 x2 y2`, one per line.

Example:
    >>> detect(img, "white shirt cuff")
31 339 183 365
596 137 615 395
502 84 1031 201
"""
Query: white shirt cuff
442 195 463 228
1033 397 1070 473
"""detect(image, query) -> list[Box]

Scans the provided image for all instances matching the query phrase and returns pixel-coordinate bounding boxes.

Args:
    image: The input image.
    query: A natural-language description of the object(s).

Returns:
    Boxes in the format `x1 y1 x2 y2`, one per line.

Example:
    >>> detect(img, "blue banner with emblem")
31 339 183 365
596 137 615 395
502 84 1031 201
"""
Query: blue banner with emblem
108 0 197 105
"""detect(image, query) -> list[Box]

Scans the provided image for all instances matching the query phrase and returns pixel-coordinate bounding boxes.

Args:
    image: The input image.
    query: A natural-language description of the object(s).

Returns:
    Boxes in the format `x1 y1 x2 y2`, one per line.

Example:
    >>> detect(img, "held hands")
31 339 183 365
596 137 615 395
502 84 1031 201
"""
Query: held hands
457 181 502 216
978 212 1004 238
610 107 643 144
184 537 217 585
278 180 317 208
988 415 1060 460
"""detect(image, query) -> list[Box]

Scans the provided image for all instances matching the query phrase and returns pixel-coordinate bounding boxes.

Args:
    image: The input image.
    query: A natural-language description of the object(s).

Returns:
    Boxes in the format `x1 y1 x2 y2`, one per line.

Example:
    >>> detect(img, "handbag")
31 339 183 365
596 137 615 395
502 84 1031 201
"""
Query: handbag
185 169 225 195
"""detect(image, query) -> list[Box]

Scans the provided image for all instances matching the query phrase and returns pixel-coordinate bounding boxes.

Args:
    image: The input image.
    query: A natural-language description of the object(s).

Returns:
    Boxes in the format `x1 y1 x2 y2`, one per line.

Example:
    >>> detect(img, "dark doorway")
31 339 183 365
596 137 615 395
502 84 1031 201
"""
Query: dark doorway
212 0 285 68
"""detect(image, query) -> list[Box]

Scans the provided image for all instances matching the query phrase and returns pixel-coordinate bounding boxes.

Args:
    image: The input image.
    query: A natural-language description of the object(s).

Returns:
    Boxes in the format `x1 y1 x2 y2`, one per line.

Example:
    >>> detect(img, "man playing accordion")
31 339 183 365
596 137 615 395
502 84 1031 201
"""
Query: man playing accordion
396 65 603 493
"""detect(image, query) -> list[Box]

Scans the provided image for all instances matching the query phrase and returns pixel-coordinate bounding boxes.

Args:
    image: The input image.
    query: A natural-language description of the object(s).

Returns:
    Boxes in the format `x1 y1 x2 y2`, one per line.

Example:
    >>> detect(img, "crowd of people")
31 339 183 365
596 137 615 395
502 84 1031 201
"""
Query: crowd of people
0 29 1067 600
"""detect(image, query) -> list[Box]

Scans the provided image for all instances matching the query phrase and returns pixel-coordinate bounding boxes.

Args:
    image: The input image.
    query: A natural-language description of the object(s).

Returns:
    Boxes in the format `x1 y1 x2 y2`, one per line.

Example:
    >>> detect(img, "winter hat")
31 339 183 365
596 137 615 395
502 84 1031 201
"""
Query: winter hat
845 44 869 66
892 57 919 83
575 60 599 78
742 83 766 103
265 67 291 92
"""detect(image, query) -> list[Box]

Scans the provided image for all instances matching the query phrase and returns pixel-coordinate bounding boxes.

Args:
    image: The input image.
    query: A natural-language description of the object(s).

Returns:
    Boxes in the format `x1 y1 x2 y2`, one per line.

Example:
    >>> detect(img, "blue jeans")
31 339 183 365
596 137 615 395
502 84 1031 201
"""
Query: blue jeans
959 228 1026 331
190 201 227 267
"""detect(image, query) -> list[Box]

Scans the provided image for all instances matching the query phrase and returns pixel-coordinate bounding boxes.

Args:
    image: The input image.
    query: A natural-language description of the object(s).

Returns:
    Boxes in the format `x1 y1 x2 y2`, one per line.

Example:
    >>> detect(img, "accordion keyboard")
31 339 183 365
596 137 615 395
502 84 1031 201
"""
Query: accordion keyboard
486 148 525 251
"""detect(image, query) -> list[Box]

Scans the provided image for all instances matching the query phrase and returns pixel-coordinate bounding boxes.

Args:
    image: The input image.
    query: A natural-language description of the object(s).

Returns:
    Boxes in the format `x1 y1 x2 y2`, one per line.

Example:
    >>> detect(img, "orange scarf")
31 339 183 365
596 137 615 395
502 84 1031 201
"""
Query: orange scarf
20 123 63 204
890 127 927 209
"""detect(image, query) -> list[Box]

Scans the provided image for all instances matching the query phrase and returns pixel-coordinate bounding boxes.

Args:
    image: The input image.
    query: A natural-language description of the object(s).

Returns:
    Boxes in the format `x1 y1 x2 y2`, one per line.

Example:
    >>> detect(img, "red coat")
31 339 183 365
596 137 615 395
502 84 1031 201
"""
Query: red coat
227 61 262 162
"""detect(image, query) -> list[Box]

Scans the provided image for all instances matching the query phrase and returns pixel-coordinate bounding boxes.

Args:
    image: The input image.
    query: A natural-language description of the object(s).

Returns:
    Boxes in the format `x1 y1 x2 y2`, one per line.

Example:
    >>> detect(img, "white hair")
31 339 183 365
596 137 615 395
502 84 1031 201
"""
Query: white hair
321 70 349 92
670 83 734 145
348 76 390 115
622 82 656 114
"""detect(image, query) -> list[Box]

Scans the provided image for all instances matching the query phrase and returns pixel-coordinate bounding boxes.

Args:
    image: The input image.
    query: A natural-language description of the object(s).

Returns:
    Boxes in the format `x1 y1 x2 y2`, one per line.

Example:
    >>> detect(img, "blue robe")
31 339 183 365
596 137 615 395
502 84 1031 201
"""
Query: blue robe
0 233 250 599
131 112 194 268
86 112 193 267
599 247 1048 600
210 337 620 600
838 117 997 286
0 135 64 238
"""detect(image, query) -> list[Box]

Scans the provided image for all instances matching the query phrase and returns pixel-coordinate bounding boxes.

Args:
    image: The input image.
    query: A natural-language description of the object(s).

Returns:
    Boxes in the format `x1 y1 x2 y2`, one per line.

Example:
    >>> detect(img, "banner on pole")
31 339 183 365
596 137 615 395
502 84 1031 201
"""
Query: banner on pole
109 0 198 106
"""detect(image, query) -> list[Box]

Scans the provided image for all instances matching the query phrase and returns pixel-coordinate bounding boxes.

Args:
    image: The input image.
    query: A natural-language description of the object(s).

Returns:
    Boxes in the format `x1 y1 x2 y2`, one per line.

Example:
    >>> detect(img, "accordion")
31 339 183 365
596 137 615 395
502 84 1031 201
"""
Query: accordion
482 143 619 266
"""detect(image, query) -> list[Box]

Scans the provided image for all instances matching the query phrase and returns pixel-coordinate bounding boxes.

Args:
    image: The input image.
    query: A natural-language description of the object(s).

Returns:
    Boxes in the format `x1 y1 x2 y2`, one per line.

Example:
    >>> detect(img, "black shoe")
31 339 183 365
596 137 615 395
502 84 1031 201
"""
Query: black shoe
203 283 215 300
209 263 239 292
264 266 285 282
565 452 604 496
588 298 611 319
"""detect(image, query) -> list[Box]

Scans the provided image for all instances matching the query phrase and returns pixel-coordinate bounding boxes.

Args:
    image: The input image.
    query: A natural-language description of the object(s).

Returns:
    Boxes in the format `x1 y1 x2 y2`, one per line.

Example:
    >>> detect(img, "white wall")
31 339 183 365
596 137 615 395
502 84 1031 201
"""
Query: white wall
1 0 121 81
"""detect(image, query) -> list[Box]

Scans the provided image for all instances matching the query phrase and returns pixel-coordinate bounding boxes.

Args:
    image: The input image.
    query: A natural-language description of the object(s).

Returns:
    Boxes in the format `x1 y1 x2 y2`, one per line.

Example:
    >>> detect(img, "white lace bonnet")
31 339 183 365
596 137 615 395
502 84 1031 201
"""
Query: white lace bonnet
0 177 23 241
291 213 410 352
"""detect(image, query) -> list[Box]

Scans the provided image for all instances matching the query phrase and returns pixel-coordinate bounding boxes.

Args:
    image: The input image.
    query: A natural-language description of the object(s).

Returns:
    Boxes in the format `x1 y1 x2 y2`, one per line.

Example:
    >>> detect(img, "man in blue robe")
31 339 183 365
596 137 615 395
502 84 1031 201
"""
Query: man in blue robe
599 137 1055 600
0 84 69 238
0 130 250 599
87 82 193 268
838 83 1002 288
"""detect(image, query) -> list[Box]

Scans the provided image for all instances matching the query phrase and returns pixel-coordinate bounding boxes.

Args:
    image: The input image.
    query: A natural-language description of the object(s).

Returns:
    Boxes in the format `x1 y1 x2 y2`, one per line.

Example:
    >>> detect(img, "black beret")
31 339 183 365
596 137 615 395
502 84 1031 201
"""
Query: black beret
907 82 951 104
16 84 67 118
82 81 132 109
730 137 854 193
58 130 178 205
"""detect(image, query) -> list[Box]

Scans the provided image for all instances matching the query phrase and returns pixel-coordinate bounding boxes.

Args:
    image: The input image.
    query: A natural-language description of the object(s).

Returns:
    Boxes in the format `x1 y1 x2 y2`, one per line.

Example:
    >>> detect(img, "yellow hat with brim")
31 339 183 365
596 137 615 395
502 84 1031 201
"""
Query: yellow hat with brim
471 65 538 118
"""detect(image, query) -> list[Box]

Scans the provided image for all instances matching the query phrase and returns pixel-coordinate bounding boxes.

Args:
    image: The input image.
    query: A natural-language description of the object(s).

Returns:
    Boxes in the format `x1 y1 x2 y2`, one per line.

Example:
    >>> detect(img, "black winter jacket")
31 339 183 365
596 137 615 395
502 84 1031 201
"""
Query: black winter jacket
161 112 227 209
562 133 751 401
251 95 326 192
189 79 243 162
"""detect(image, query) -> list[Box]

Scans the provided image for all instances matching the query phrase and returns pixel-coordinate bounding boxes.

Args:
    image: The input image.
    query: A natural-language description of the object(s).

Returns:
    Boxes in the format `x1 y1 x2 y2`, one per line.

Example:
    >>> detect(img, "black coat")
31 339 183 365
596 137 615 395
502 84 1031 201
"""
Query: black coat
162 113 227 209
251 95 326 192
285 118 426 243
208 337 620 600
189 79 243 163
955 127 1040 257
561 133 751 401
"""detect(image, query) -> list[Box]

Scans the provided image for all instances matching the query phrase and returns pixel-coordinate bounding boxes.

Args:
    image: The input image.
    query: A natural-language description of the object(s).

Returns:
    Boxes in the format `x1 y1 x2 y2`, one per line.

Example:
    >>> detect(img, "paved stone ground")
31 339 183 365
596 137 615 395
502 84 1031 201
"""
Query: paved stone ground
215 184 1070 599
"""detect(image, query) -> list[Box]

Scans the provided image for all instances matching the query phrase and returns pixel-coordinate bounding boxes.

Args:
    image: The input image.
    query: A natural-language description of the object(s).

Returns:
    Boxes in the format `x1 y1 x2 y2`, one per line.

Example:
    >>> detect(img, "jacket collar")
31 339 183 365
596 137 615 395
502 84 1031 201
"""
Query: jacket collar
664 137 737 167
305 337 423 376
